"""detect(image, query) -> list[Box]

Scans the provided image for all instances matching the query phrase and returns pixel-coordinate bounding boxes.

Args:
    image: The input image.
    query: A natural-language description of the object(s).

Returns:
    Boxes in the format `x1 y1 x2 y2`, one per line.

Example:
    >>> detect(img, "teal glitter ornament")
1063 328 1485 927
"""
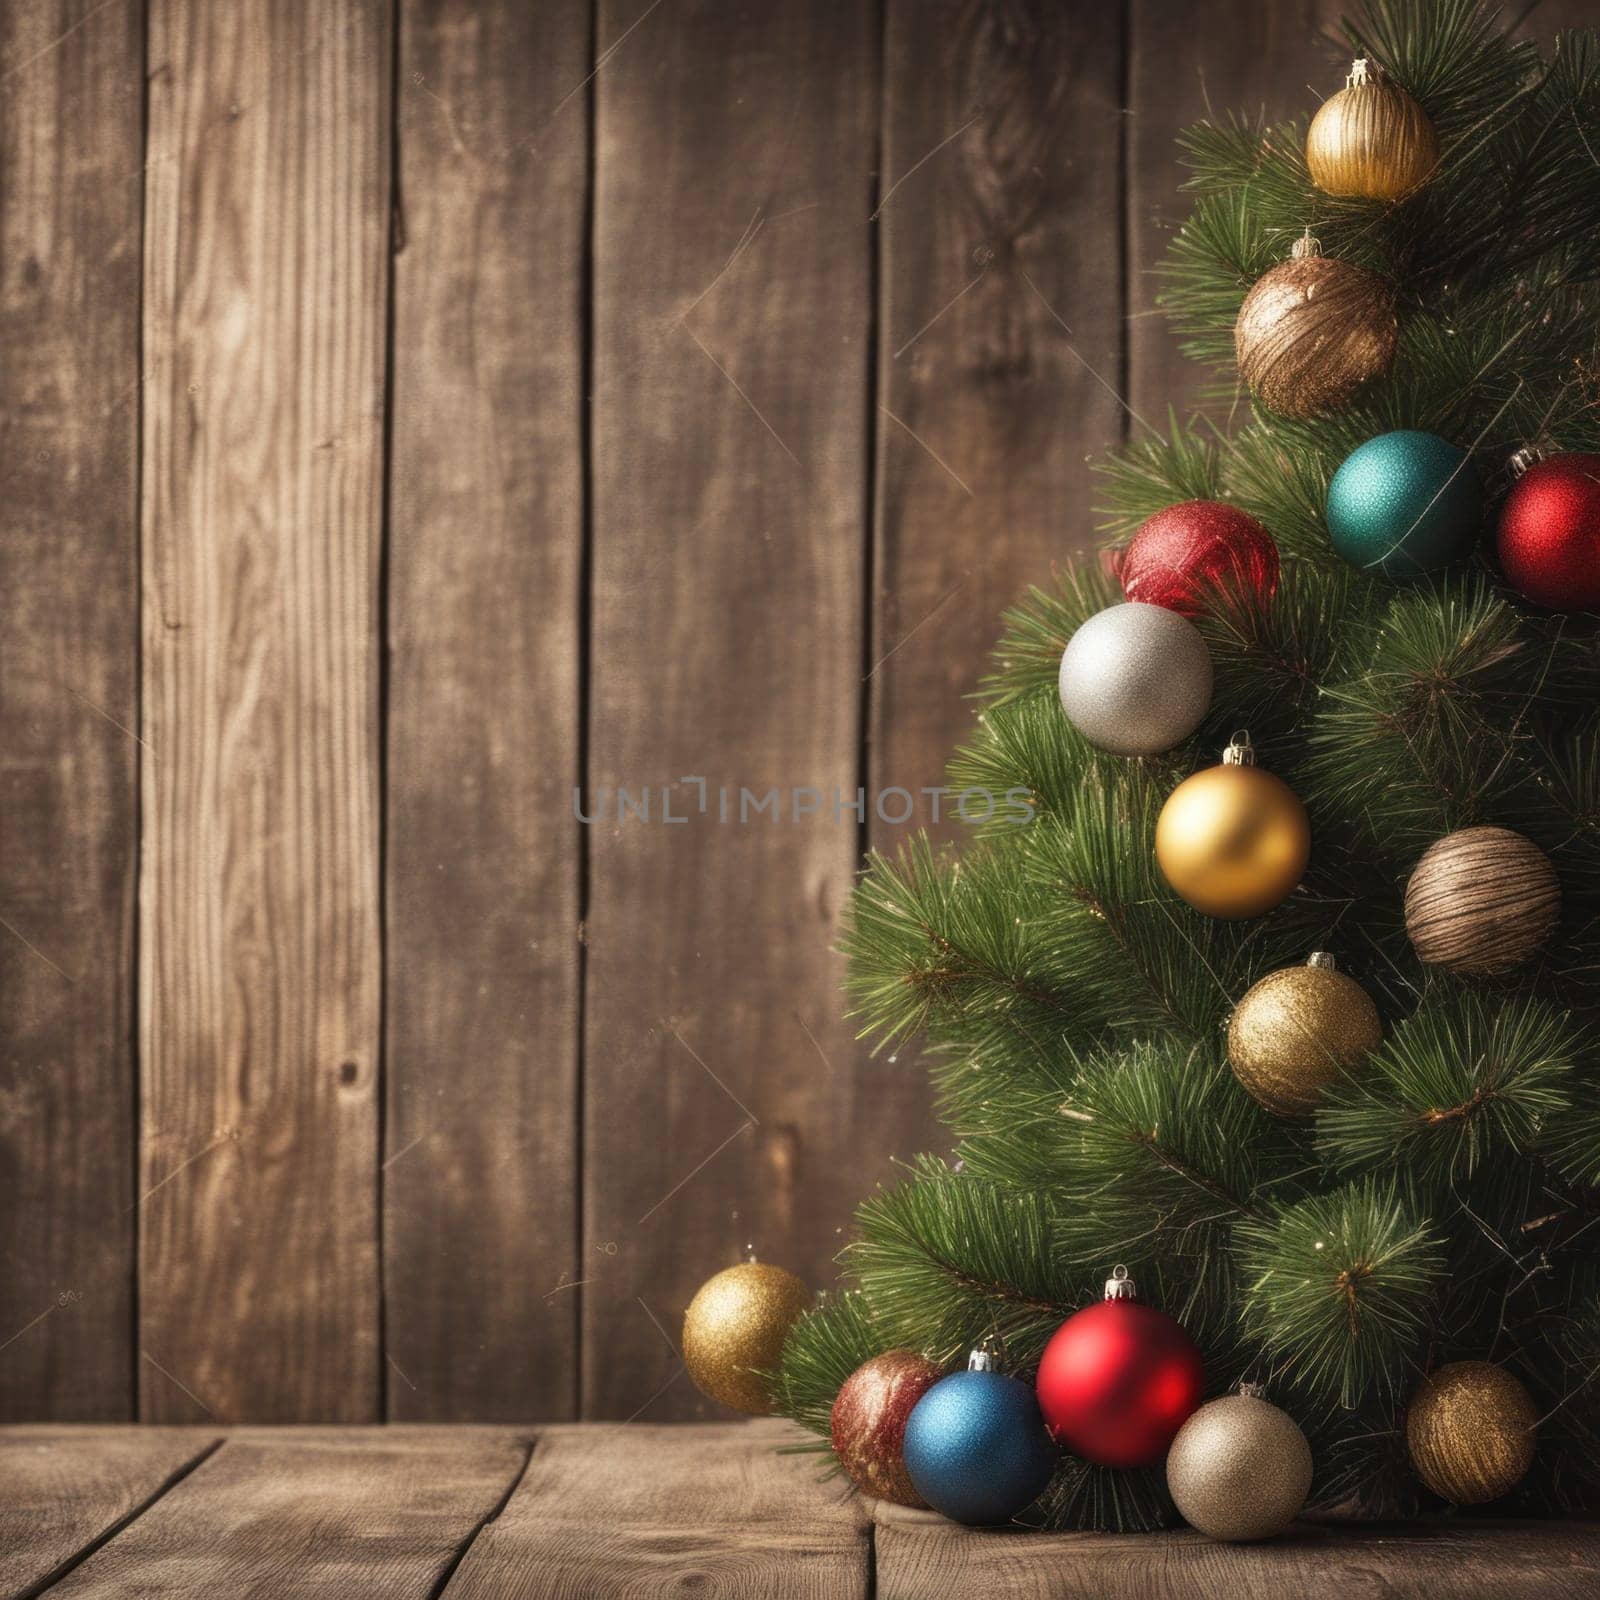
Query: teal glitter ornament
1326 430 1482 579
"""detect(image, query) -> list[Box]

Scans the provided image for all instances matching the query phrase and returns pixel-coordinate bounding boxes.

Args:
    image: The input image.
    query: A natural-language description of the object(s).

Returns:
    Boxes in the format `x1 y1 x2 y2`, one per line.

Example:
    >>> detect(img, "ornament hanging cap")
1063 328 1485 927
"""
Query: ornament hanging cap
967 1335 1000 1372
1222 731 1256 767
1509 443 1551 478
1238 1380 1268 1399
1103 1263 1138 1301
1307 951 1337 970
1290 230 1320 262
1347 56 1380 87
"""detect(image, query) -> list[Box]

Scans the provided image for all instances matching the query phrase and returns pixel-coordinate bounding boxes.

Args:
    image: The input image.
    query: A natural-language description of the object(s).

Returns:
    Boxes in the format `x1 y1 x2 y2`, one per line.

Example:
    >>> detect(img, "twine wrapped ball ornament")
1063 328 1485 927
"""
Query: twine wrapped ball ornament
1306 57 1438 201
1404 826 1560 976
1407 1361 1537 1505
1234 233 1397 417
1228 952 1382 1117
682 1259 812 1415
1167 1384 1314 1541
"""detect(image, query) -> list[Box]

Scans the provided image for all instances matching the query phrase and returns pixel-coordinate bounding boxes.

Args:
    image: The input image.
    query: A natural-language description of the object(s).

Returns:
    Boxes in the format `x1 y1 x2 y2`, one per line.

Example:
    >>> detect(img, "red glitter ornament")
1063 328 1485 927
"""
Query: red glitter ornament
1035 1266 1206 1469
831 1348 942 1506
1496 451 1600 612
1120 500 1279 617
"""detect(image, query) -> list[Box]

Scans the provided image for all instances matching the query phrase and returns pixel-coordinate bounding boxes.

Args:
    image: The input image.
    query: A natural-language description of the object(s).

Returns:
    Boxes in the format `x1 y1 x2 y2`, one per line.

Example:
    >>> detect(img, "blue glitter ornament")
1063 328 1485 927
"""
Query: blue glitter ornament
902 1348 1058 1525
1326 429 1482 579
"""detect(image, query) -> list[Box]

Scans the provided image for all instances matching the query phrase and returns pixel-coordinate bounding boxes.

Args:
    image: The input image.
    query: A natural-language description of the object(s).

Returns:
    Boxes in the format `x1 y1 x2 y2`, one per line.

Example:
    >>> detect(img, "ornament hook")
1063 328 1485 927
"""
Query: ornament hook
1104 1263 1138 1301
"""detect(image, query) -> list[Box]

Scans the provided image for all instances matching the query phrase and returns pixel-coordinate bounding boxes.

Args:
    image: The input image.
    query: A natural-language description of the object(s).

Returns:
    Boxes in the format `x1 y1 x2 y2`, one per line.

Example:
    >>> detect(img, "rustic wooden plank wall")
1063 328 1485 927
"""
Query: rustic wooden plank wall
7 0 1580 1423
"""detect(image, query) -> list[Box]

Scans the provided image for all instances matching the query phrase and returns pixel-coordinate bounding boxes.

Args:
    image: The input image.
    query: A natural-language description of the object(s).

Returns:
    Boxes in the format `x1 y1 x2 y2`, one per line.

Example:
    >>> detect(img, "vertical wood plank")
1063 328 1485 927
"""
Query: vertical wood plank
139 0 389 1421
584 0 878 1419
1126 0 1347 421
873 0 1126 838
0 0 142 1421
384 1 587 1421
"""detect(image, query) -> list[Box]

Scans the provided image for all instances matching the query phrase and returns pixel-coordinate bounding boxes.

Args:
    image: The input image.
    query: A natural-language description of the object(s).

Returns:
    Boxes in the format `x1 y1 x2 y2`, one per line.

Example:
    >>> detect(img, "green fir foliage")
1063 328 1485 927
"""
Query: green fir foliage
778 0 1600 1528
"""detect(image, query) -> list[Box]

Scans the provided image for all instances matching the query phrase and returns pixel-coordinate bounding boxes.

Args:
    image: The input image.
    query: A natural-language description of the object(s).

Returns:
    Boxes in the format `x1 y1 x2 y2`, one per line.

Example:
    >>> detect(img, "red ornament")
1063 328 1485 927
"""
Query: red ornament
1120 500 1279 617
831 1349 942 1506
1496 451 1600 611
1035 1266 1206 1468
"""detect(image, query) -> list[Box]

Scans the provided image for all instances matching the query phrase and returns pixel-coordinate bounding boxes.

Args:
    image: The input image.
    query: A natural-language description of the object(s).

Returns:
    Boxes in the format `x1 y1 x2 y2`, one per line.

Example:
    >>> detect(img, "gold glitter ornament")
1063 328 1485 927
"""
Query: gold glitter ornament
1407 1360 1537 1505
1166 1385 1313 1541
1155 733 1310 919
1234 233 1397 417
1228 952 1381 1117
682 1259 812 1415
1307 58 1438 201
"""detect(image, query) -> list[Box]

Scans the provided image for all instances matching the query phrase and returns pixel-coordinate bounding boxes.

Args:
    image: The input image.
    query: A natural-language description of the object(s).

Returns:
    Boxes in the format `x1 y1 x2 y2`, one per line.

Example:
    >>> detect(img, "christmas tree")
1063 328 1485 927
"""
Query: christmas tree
771 0 1600 1532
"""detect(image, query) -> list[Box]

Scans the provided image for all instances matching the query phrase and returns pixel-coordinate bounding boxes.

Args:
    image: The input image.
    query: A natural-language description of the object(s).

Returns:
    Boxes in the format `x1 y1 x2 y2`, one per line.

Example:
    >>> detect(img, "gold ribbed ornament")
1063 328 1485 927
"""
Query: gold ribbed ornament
1404 826 1560 976
1228 953 1381 1117
682 1260 812 1415
1155 734 1310 920
1307 58 1438 201
1234 234 1397 417
1407 1361 1537 1505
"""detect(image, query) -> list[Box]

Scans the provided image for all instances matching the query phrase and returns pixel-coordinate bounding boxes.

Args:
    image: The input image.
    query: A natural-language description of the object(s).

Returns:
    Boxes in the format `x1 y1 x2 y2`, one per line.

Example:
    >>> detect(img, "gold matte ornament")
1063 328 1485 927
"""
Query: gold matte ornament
1228 953 1381 1117
1404 825 1560 976
1407 1360 1537 1505
683 1259 812 1415
1307 58 1438 201
1166 1387 1313 1541
1234 234 1397 417
1156 734 1310 919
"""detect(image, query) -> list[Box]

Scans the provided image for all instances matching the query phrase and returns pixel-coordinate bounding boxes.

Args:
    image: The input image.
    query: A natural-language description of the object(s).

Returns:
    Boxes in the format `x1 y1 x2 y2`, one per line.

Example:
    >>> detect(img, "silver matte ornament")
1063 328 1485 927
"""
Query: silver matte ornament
1166 1386 1312 1542
1057 603 1212 756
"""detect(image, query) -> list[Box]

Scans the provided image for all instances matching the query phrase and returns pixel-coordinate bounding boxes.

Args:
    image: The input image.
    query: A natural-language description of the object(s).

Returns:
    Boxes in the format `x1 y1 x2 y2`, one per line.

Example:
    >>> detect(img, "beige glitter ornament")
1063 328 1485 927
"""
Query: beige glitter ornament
1307 58 1438 201
1234 233 1397 417
682 1259 812 1415
1228 952 1381 1117
1167 1385 1313 1541
1404 825 1560 976
1407 1360 1537 1504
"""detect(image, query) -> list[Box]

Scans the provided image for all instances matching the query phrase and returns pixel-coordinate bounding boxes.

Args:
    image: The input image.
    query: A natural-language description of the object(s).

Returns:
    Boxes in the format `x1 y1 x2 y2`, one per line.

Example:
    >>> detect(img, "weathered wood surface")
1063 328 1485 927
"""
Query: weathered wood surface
871 1497 1600 1599
0 0 142 1422
583 0 879 1421
0 1428 217 1598
446 1420 870 1598
138 0 389 1421
3 1423 1599 1599
384 0 587 1423
32 1428 528 1598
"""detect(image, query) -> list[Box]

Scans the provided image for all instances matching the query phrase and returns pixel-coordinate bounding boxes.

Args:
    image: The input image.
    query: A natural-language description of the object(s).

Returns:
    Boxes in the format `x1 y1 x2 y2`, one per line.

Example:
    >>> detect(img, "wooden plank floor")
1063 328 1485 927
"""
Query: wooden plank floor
3 1423 1599 1599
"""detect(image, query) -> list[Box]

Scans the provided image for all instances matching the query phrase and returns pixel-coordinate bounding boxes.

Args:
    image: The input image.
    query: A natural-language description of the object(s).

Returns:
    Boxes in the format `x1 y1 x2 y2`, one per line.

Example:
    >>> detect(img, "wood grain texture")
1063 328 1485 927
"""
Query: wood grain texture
1126 0 1345 420
42 1430 529 1598
874 0 1124 843
871 1499 1600 1599
583 0 877 1420
384 0 587 1423
0 0 142 1422
445 1419 871 1598
0 1427 217 1596
139 0 389 1421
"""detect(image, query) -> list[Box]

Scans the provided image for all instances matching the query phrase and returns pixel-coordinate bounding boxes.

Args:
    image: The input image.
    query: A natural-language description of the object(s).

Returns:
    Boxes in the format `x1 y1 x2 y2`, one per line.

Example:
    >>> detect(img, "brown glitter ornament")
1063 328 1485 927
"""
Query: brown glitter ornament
1307 57 1438 201
1166 1385 1313 1541
1404 826 1560 976
682 1260 812 1415
1234 233 1397 417
1155 733 1310 919
1407 1360 1537 1505
1228 953 1381 1117
830 1349 941 1506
